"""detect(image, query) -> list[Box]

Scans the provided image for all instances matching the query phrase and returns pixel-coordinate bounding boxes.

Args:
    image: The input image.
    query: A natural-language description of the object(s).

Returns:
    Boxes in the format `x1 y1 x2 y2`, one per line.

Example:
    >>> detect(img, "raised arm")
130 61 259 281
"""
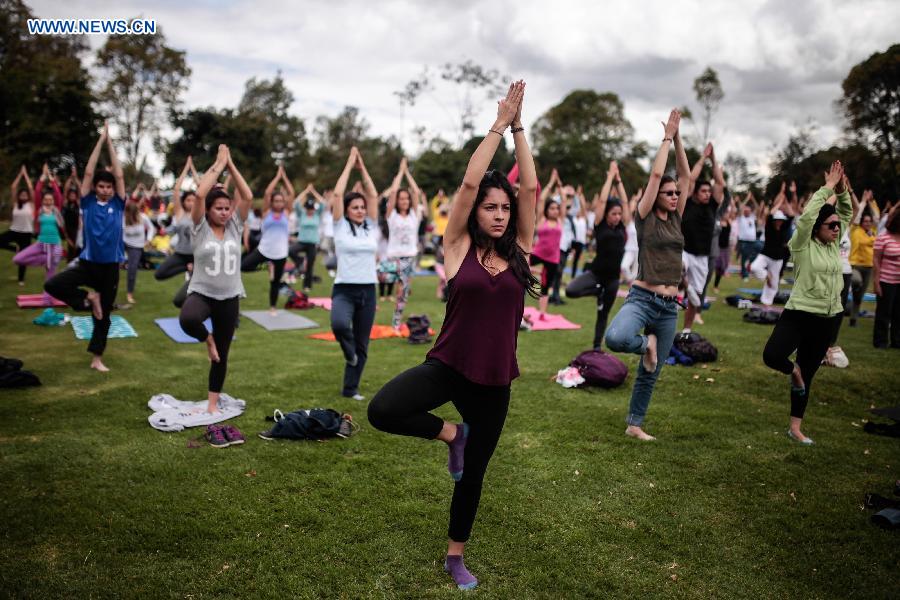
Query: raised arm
385 159 405 217
193 145 228 226
187 156 201 187
851 186 864 224
787 181 799 217
332 148 358 222
539 169 559 216
104 123 126 198
674 128 691 216
445 81 523 248
10 166 24 207
710 145 725 204
511 82 536 250
262 167 281 214
790 161 843 252
355 150 380 221
226 148 253 223
596 162 615 223
173 158 191 219
21 166 34 202
280 167 296 204
688 143 710 198
638 109 681 219
402 159 422 213
835 174 853 227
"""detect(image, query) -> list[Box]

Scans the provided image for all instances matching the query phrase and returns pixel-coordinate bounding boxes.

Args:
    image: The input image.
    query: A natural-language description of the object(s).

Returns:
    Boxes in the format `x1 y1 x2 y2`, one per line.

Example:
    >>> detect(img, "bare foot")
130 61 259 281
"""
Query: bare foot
90 356 109 372
127 294 136 304
625 425 656 441
206 335 220 363
791 364 805 392
268 307 278 317
642 333 658 373
694 314 705 325
86 291 103 320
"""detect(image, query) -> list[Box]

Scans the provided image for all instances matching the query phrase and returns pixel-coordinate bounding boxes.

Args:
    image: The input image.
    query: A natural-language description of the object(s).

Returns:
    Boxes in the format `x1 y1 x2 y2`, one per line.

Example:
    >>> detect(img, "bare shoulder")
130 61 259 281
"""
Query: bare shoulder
443 235 472 281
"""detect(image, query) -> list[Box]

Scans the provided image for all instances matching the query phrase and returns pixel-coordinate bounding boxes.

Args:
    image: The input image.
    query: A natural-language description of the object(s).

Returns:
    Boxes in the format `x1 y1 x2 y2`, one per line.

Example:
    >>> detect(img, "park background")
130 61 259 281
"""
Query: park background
2 0 899 597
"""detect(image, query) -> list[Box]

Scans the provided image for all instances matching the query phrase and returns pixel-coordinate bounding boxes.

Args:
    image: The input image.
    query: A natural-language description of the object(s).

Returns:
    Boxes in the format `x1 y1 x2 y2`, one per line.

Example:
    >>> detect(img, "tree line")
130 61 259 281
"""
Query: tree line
1 0 896 209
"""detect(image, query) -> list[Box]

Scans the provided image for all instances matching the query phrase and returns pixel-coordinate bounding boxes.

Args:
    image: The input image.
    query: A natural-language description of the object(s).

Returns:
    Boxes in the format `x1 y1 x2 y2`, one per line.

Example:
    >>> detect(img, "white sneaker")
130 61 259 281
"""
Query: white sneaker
350 394 365 402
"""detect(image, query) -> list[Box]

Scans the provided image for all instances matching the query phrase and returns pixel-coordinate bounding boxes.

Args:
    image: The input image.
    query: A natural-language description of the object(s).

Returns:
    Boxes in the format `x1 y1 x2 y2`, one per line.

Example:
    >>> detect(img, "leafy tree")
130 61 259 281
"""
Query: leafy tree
840 44 899 197
237 72 309 176
691 66 724 144
0 0 99 189
532 90 646 193
95 23 190 169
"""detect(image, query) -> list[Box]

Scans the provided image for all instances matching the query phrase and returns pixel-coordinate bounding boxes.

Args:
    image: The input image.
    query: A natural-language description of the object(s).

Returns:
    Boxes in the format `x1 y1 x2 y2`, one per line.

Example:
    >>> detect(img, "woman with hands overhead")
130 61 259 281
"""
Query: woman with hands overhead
762 161 852 444
329 146 380 401
605 109 690 441
531 167 565 317
385 157 423 332
369 81 538 591
178 144 252 415
241 164 294 315
3 166 36 285
566 160 630 349
289 183 328 292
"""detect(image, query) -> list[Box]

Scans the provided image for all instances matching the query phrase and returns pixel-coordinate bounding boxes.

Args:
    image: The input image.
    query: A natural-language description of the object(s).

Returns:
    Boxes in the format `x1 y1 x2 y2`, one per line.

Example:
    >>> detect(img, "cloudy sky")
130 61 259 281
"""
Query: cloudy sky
32 0 900 179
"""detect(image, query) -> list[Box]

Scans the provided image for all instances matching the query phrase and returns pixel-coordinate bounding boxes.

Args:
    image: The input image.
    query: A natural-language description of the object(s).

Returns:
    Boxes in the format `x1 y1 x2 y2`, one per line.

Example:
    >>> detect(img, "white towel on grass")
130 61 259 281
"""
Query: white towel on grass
148 393 246 432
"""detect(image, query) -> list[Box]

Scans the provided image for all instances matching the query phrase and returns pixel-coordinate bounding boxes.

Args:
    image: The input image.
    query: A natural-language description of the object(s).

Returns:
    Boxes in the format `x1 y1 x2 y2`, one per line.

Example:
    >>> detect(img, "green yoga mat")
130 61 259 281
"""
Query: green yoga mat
70 316 138 340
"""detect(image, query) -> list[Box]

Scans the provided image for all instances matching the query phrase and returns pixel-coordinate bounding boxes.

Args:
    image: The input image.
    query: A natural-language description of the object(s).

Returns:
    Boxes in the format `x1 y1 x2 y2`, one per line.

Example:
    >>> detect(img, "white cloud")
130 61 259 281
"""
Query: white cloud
30 0 900 181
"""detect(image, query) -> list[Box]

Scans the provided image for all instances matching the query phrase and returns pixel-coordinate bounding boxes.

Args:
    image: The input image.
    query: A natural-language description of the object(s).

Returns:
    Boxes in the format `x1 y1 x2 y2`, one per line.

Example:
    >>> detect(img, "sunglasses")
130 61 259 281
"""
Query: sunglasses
660 190 681 197
824 221 841 231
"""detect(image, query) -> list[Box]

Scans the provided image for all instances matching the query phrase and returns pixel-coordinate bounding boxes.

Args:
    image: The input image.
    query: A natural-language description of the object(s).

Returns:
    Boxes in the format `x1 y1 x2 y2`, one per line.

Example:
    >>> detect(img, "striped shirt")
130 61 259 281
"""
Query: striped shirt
875 233 900 284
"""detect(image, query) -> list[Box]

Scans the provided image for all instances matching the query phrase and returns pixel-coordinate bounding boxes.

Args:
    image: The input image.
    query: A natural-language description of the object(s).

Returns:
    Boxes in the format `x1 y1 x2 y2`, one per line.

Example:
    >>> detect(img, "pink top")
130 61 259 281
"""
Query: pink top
875 232 900 284
532 220 562 264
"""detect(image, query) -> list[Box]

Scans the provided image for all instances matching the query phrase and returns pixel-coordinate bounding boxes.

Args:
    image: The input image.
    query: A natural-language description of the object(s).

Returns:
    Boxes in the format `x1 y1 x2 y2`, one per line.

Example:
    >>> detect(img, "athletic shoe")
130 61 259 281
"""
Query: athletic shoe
258 429 275 441
221 425 245 446
448 423 469 481
337 414 355 438
787 430 814 445
205 424 229 448
350 394 365 402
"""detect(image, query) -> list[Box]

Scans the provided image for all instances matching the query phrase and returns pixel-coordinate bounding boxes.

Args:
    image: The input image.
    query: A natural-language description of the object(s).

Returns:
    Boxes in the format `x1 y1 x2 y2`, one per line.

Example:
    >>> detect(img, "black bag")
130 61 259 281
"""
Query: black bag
743 307 780 325
773 290 791 305
407 314 432 345
674 332 718 363
0 356 40 388
265 408 343 440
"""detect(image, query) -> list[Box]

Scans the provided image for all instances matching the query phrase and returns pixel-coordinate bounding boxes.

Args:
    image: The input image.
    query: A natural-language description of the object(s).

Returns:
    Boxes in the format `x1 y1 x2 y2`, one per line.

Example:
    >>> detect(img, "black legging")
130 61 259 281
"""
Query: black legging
45 259 119 356
241 248 286 308
154 252 192 280
368 358 509 543
569 241 585 278
566 271 620 349
530 255 559 296
288 241 318 289
0 229 32 282
379 281 395 298
179 293 239 393
831 273 852 345
763 309 841 419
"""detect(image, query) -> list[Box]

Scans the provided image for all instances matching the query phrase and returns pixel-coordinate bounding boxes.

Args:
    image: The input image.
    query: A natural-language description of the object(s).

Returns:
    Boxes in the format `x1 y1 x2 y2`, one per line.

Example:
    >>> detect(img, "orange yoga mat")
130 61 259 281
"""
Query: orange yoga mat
309 323 435 341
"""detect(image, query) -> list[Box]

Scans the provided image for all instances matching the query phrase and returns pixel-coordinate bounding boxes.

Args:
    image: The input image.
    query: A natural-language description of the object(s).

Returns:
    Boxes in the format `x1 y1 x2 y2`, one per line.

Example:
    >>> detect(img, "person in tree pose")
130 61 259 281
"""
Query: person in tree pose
14 185 64 304
45 122 126 372
241 164 294 315
155 156 200 307
369 81 537 590
289 183 328 293
762 162 852 444
531 168 565 317
329 147 381 401
3 166 35 285
384 157 423 332
605 109 691 441
179 144 252 414
566 160 630 349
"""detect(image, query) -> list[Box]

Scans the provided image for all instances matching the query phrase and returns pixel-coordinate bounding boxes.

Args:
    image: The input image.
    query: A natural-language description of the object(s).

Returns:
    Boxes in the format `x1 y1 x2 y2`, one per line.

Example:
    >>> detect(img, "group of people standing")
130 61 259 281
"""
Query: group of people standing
5 79 900 590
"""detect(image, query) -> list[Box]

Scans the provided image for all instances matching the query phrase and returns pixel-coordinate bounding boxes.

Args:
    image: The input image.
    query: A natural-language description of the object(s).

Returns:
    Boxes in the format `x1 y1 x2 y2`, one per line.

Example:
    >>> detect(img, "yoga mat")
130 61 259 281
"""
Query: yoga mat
309 323 434 341
522 307 581 331
308 297 332 310
154 317 217 344
241 310 319 331
71 315 137 340
17 294 65 308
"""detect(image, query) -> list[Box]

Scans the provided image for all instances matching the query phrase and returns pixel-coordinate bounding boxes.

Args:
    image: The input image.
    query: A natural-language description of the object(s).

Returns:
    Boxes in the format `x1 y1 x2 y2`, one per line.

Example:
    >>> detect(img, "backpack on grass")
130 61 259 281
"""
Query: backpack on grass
743 307 780 325
284 289 311 310
674 332 718 363
569 350 628 388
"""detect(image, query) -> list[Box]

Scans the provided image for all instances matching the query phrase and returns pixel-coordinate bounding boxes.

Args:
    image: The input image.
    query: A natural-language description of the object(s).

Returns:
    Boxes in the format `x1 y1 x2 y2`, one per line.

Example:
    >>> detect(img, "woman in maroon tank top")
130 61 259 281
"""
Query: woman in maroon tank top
369 81 538 591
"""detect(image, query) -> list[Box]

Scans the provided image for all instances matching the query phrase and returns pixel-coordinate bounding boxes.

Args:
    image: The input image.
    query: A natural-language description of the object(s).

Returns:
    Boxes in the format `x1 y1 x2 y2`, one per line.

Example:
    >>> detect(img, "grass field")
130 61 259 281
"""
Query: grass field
0 247 898 599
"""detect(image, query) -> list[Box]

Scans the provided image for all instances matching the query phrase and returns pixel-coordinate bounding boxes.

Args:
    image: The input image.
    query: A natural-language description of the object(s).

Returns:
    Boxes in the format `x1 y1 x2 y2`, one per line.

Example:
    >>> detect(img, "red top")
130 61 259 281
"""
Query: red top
427 244 525 386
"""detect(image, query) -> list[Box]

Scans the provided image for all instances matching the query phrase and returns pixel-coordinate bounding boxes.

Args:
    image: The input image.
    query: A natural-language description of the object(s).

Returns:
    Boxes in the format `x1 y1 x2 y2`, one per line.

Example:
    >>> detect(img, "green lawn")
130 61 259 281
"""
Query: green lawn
0 247 898 599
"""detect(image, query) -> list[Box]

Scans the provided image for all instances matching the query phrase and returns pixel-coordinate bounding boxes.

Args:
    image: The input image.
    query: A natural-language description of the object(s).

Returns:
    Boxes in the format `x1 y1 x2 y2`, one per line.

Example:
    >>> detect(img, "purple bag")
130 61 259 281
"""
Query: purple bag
570 350 628 389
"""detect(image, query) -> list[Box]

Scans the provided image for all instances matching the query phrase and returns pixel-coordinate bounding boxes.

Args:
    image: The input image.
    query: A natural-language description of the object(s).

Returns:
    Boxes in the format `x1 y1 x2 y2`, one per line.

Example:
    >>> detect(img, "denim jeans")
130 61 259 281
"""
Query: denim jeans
738 240 758 279
331 283 377 396
604 285 678 426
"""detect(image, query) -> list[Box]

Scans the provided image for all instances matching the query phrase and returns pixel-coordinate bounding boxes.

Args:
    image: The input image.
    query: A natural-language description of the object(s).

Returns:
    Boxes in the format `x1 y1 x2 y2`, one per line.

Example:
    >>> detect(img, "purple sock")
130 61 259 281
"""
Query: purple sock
444 554 477 590
447 422 468 482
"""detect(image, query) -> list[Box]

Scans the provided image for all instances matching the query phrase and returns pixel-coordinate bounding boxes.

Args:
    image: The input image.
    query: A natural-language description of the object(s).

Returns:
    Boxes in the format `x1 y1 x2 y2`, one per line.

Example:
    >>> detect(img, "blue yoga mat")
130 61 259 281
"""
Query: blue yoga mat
155 317 213 343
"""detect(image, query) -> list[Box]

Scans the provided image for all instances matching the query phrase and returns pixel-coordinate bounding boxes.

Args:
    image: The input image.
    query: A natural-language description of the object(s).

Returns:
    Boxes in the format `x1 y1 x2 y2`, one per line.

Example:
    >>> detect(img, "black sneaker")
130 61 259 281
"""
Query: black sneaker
205 425 229 448
337 414 354 438
258 429 276 441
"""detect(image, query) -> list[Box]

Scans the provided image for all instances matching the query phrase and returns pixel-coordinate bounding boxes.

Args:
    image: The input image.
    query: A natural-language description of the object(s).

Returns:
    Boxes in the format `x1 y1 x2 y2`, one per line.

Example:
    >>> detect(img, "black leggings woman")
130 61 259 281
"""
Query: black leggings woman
369 81 537 591
566 160 629 349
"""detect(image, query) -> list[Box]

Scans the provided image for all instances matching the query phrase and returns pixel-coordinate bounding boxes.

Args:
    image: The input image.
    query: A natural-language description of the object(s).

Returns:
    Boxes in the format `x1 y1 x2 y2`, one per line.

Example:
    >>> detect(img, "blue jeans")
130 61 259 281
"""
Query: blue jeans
331 283 377 397
738 240 759 279
605 286 679 426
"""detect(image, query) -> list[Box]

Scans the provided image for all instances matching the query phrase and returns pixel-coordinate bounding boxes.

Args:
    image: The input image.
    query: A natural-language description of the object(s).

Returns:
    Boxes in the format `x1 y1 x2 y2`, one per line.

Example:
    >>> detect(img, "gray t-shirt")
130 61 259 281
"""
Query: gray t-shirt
635 209 684 286
172 214 194 255
187 213 246 300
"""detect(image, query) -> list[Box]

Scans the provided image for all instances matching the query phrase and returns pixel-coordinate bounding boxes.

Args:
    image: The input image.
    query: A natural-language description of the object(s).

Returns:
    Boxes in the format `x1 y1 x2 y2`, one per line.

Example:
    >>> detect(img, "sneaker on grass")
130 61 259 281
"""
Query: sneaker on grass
222 424 245 446
205 424 229 448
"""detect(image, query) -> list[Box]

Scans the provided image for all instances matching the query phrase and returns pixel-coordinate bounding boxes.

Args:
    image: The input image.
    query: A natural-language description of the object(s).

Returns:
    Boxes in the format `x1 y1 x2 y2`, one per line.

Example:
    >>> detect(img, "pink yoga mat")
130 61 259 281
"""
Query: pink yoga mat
522 307 581 331
17 294 65 308
308 297 332 310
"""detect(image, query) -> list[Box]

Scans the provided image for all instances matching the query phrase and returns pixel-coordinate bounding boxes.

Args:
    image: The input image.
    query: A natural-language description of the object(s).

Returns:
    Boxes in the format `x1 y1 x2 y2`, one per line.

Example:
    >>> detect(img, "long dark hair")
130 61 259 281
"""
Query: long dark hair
466 170 539 298
205 188 231 213
343 192 370 236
